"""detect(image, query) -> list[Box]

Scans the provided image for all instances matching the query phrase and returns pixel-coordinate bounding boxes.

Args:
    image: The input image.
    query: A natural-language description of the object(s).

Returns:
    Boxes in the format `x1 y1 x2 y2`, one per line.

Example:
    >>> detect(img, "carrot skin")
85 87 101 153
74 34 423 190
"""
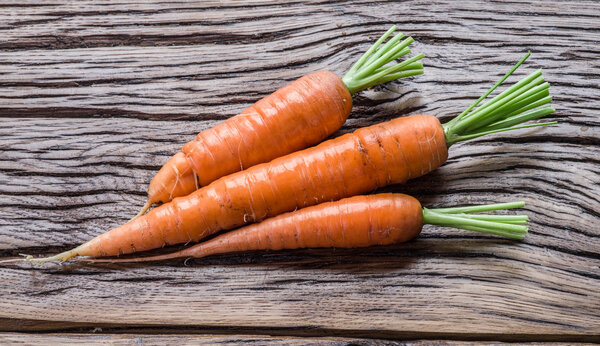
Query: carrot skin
83 194 423 262
73 114 446 258
148 71 352 205
147 152 198 204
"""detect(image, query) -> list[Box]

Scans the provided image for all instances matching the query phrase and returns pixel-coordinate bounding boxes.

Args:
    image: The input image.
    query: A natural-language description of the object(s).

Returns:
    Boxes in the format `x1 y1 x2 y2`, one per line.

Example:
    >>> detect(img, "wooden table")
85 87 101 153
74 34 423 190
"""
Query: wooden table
1 1 598 344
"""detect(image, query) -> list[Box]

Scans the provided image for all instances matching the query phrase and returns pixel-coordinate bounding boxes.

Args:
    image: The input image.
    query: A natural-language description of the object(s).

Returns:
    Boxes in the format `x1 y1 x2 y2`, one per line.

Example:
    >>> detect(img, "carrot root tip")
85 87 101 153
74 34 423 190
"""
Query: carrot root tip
131 200 152 221
0 253 38 264
0 257 26 264
22 248 81 264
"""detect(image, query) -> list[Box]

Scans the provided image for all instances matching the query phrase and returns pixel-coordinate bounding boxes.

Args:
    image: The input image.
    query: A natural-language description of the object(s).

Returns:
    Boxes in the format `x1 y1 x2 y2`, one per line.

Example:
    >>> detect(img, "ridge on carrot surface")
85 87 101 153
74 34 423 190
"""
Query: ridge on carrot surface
75 196 528 264
14 53 555 264
137 26 425 218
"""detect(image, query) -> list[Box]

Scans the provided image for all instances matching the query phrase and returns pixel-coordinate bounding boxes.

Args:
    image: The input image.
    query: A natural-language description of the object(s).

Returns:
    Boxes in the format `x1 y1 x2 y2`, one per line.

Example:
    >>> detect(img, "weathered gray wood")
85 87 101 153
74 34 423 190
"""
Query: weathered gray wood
0 0 599 343
1 333 594 346
0 333 412 345
2 333 354 346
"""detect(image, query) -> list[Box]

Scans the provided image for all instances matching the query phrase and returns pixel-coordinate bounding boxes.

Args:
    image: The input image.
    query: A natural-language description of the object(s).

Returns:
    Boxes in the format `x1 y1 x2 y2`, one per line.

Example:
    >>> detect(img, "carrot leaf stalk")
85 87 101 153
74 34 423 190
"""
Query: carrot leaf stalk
342 25 425 95
443 52 556 147
422 201 528 240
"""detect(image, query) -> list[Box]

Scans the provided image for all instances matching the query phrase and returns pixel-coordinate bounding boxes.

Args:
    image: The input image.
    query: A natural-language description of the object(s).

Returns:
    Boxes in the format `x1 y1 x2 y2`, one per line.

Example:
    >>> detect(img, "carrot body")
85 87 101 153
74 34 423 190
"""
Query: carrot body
148 71 352 204
67 114 446 258
87 194 423 262
149 152 198 204
27 53 550 263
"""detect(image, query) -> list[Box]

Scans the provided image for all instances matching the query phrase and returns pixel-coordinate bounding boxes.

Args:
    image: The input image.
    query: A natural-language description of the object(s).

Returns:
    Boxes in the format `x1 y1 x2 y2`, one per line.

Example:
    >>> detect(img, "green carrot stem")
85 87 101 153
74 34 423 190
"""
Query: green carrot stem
454 225 527 240
442 53 556 147
460 81 549 133
354 37 414 79
374 59 421 75
381 47 412 65
429 201 525 213
363 32 406 67
450 120 556 143
452 214 529 222
483 105 553 131
425 212 527 233
357 55 425 90
342 26 424 95
362 69 424 90
456 70 543 127
497 91 550 120
421 201 529 240
346 26 396 75
453 52 531 123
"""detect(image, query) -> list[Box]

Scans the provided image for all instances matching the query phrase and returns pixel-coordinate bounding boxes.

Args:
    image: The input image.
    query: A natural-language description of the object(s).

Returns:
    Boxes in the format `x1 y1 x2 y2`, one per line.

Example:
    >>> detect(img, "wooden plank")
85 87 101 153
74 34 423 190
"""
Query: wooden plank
0 1 598 117
0 333 346 346
0 0 599 342
0 332 403 346
1 240 599 339
0 333 595 346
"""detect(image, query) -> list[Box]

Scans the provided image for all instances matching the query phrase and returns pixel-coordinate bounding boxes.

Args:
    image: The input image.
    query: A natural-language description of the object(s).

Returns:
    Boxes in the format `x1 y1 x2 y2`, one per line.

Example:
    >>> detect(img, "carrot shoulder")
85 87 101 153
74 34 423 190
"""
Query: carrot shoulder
79 196 528 264
141 26 425 215
24 53 554 262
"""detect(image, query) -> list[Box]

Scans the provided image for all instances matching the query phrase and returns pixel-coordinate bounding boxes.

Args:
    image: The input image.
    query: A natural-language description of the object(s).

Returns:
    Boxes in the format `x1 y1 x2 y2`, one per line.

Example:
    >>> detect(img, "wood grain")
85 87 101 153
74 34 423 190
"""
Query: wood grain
1 333 594 346
0 333 415 346
1 0 599 343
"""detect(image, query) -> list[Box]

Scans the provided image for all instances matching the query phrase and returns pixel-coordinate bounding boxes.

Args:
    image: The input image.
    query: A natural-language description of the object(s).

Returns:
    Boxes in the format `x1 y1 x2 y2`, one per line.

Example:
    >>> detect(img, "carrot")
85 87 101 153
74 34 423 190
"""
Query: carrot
138 26 425 217
78 195 529 263
21 52 555 263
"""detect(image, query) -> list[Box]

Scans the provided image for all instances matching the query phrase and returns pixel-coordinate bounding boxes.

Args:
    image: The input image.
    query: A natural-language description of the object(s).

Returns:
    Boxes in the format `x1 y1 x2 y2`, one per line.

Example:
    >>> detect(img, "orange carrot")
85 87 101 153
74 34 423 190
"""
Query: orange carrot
22 53 555 263
138 26 425 217
79 195 529 263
